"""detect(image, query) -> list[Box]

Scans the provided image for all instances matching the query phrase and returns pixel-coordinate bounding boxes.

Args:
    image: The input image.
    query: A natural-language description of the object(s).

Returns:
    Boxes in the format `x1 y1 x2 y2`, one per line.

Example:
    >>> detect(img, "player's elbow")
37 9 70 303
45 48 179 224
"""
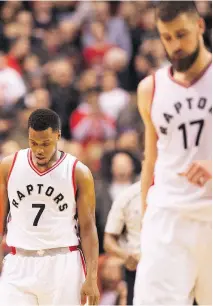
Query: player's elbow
79 217 96 236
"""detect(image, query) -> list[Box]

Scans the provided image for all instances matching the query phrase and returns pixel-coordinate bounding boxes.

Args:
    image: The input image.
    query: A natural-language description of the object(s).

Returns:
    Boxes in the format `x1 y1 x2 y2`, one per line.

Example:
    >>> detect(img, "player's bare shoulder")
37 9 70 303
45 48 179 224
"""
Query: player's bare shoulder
137 74 155 116
75 161 94 188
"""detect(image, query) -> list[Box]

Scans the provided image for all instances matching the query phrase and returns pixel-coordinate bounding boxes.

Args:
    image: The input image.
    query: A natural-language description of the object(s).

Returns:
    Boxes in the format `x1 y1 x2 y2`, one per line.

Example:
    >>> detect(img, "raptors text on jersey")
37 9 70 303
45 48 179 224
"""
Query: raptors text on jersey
148 62 212 220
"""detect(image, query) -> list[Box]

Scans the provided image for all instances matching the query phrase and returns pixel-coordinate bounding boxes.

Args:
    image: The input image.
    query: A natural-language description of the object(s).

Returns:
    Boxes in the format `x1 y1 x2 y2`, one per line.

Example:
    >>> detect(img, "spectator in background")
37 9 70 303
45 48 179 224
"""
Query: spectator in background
78 69 98 96
103 47 129 89
48 58 79 139
134 53 154 85
0 1 23 25
116 93 144 138
96 150 141 253
24 88 51 109
104 181 141 305
0 139 20 158
70 87 116 145
99 70 130 120
58 20 80 62
16 10 43 52
61 2 93 26
0 52 26 109
0 108 15 144
139 6 158 43
23 53 41 76
6 37 31 74
8 107 31 148
82 1 132 61
32 1 56 36
116 130 141 158
83 21 114 71
32 26 62 64
64 140 86 165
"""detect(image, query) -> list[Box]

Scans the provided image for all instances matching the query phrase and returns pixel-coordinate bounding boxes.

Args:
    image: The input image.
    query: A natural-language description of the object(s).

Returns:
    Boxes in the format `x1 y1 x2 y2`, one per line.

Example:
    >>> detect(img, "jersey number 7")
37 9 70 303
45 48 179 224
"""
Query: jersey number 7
32 204 45 226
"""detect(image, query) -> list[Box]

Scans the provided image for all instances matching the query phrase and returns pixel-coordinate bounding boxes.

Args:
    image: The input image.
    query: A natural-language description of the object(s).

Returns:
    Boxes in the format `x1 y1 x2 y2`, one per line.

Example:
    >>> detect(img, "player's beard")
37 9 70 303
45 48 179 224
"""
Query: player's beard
166 42 200 72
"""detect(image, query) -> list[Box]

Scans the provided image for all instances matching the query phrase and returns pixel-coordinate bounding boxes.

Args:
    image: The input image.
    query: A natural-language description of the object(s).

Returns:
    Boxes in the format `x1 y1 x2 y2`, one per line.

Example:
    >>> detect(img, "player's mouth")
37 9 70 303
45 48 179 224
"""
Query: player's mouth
36 156 45 161
172 51 186 59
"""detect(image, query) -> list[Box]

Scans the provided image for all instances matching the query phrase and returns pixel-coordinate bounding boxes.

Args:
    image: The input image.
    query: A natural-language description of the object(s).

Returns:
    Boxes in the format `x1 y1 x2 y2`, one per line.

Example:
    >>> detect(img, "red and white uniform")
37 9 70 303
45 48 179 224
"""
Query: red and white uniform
7 148 79 249
0 149 86 306
148 63 212 220
134 63 212 306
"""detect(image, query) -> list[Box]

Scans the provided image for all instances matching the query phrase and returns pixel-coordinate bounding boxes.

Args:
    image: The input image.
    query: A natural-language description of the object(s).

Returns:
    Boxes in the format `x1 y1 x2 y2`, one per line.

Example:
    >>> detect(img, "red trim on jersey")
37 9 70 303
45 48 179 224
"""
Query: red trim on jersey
151 73 156 105
11 246 16 255
78 247 87 277
69 245 78 252
72 159 78 197
168 60 212 88
151 176 155 186
28 149 67 176
7 152 18 188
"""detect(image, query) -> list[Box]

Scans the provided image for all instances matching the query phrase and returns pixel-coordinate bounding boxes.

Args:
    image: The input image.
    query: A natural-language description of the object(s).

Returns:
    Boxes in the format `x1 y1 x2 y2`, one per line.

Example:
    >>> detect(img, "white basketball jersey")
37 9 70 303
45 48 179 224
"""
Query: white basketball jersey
147 63 212 220
7 149 80 250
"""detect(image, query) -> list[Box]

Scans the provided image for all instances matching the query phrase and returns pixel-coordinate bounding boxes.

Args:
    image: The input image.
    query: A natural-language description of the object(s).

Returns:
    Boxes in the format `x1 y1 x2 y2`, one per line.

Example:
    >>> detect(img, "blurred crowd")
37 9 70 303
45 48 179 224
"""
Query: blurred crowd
0 1 211 304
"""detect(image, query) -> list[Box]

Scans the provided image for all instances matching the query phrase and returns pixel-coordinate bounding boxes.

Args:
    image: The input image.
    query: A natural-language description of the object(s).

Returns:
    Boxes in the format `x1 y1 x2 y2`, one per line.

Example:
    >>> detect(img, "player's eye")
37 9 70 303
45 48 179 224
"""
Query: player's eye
177 33 186 39
162 36 172 42
43 143 50 147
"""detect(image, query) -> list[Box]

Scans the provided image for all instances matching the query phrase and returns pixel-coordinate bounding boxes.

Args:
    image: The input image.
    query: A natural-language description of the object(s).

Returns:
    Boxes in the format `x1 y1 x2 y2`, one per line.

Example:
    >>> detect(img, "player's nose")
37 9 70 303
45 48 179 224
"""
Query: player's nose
170 37 181 51
36 148 44 155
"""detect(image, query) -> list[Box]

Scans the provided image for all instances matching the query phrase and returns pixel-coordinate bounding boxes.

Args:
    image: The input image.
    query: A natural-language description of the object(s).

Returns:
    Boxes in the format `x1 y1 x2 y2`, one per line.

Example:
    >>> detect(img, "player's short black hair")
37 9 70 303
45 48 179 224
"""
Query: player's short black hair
28 108 61 131
156 1 199 22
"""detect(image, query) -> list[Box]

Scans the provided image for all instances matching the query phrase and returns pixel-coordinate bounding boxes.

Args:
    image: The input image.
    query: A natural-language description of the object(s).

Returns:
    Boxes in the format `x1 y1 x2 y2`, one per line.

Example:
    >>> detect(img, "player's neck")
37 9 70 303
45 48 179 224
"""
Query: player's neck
173 48 211 85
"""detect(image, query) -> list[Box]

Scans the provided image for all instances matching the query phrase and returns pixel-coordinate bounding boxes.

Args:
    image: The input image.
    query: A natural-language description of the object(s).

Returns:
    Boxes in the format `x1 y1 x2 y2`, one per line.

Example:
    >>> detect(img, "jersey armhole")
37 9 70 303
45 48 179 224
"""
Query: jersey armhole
72 159 79 198
7 152 18 188
148 73 156 115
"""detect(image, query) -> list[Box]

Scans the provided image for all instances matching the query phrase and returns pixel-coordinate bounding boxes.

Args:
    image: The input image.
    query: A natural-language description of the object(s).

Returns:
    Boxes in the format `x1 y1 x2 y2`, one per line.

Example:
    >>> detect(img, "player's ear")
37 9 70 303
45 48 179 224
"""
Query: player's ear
57 130 61 141
198 17 205 35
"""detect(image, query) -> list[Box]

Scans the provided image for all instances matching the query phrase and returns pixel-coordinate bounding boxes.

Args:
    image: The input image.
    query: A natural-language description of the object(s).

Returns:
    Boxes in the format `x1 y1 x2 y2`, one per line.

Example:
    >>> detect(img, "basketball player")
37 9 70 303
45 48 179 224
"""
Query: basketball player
134 2 212 305
0 108 100 305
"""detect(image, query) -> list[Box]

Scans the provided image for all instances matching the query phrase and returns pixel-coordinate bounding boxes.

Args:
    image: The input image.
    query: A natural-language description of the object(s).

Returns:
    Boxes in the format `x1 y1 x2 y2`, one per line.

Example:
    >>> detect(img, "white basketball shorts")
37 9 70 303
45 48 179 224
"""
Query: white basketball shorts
134 205 212 305
0 246 86 305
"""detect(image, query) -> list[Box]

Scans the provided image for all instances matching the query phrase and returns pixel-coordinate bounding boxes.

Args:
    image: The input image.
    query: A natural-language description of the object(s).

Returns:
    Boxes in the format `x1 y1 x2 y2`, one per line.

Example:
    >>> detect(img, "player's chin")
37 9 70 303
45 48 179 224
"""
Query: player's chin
36 158 48 166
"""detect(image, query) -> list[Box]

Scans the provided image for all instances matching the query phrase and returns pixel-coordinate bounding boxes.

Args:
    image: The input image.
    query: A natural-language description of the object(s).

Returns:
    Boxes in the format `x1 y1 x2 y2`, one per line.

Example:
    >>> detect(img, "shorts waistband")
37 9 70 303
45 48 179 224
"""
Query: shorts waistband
11 245 79 257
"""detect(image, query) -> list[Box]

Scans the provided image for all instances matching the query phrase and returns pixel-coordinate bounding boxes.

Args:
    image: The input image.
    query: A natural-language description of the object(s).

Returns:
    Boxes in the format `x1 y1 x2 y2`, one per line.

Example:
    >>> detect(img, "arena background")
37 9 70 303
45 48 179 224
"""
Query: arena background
0 1 211 304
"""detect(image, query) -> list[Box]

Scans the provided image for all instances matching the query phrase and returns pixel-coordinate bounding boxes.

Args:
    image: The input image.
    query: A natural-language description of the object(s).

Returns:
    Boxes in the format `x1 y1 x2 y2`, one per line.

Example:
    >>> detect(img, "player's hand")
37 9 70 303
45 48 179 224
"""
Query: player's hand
124 253 140 271
179 160 212 187
80 278 100 305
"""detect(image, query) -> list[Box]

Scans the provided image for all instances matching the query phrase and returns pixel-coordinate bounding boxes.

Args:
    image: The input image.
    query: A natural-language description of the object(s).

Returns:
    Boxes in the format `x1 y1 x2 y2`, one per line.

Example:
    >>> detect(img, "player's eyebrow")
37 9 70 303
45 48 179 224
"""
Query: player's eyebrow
161 28 189 36
176 28 189 33
29 139 50 144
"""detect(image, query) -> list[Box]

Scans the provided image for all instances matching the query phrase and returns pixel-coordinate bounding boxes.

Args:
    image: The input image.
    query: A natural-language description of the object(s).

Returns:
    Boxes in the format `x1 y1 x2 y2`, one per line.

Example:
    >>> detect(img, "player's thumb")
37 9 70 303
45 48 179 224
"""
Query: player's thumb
80 290 87 305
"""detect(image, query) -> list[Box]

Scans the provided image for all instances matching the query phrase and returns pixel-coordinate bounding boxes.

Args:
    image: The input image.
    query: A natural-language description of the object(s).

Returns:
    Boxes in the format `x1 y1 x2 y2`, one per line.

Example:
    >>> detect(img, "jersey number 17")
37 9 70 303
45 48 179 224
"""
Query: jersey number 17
178 119 204 149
